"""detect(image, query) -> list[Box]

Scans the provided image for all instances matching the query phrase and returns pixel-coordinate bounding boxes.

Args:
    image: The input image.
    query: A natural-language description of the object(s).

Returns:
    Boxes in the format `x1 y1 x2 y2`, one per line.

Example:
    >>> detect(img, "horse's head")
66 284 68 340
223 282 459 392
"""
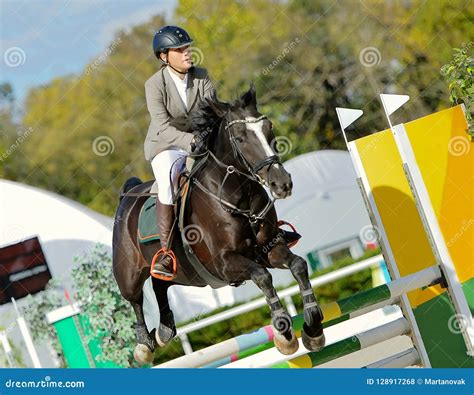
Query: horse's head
205 84 293 199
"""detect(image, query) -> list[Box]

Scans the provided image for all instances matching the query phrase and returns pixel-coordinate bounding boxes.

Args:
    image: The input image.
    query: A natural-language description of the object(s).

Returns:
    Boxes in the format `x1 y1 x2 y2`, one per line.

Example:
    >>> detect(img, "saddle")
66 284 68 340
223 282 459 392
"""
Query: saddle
137 156 301 288
137 157 199 245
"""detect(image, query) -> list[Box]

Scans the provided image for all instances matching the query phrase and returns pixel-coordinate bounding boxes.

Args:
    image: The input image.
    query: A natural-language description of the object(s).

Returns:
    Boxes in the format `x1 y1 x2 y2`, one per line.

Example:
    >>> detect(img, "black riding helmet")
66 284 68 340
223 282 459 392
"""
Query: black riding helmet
153 26 193 60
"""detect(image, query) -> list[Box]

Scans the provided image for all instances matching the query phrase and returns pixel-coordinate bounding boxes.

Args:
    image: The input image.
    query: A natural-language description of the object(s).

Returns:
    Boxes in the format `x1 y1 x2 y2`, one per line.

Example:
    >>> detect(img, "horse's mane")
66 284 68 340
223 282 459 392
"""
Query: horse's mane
190 98 226 151
190 100 222 134
190 90 254 150
190 94 249 133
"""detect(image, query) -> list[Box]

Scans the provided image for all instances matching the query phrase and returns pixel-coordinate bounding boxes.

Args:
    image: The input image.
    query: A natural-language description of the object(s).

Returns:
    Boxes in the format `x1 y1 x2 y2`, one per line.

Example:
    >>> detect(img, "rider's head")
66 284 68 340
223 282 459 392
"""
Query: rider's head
153 26 193 74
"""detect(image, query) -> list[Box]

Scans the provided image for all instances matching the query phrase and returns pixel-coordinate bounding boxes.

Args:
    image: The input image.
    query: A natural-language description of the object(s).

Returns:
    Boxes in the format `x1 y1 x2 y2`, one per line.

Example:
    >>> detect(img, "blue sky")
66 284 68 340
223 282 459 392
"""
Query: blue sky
1 0 176 105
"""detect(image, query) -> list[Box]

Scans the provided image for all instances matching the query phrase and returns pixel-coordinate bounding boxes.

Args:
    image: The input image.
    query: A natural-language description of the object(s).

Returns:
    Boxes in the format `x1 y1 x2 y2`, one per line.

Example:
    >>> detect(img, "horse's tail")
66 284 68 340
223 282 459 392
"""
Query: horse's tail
119 177 143 202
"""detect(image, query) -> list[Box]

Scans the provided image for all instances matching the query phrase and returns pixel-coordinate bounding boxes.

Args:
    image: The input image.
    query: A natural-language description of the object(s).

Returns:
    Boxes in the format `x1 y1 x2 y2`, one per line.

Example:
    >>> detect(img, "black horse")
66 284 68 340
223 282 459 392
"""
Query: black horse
112 85 325 364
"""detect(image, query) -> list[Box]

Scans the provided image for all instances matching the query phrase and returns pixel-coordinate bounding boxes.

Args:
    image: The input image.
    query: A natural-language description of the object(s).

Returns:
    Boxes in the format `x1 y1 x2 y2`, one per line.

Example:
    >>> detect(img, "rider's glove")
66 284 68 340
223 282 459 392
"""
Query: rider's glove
190 130 209 154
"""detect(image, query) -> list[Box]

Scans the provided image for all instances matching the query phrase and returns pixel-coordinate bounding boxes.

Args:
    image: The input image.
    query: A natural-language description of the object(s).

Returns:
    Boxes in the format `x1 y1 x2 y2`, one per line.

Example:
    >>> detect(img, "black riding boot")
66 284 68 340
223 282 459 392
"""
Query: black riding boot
151 202 176 277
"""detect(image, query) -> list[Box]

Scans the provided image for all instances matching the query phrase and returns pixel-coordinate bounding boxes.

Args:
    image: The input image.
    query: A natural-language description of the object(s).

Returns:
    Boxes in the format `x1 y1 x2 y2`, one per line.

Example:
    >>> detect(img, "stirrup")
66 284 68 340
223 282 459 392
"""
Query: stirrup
150 248 177 281
277 220 300 248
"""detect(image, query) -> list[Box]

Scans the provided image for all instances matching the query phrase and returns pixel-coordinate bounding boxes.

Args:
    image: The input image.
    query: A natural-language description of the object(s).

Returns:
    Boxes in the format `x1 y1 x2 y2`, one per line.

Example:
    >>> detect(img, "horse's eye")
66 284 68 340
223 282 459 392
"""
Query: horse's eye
235 137 244 143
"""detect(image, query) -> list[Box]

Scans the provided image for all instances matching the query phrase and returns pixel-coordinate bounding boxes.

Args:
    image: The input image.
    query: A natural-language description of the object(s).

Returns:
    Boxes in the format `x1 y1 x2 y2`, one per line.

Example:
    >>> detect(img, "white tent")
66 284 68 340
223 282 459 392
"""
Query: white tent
275 149 372 262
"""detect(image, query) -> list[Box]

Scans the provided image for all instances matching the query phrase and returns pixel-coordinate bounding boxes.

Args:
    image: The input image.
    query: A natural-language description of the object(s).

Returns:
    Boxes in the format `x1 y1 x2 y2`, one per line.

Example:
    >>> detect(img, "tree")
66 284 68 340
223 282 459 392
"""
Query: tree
10 0 473 215
441 42 474 137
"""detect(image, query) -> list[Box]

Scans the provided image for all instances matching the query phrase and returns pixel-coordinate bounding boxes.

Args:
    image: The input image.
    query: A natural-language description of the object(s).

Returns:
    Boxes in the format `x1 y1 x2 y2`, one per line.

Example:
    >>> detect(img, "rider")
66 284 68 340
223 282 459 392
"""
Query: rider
144 25 216 278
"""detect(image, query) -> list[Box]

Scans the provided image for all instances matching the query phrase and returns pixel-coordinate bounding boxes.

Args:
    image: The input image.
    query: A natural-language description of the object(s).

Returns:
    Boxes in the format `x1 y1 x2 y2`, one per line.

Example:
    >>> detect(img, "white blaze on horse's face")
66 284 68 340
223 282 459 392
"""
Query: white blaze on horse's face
244 116 276 158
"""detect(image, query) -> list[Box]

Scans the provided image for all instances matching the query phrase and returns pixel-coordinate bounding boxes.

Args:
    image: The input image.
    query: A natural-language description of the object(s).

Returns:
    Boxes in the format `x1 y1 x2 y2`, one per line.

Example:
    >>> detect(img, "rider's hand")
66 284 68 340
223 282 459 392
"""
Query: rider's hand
190 131 208 154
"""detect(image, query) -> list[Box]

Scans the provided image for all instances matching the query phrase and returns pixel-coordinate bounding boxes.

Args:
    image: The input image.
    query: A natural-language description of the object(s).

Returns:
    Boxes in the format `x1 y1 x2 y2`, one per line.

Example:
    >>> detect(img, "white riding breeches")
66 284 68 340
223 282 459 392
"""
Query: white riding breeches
151 149 188 205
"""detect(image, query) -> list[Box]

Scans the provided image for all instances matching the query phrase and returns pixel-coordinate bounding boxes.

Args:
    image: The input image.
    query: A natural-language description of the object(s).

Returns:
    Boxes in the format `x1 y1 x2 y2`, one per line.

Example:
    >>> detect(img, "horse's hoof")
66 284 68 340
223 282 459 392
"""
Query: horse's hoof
155 324 176 347
272 313 299 355
133 343 154 364
302 325 325 352
273 328 299 355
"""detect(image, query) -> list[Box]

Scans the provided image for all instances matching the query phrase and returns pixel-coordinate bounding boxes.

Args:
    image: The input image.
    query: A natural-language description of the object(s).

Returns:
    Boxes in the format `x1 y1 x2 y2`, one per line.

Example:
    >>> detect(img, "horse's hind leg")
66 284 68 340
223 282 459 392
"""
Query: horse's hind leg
268 241 325 352
131 297 157 364
152 280 177 347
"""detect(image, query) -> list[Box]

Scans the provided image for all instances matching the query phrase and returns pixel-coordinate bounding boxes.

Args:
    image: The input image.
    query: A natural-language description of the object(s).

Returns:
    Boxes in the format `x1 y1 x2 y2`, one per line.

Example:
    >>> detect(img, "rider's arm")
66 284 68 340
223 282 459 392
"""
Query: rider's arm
190 72 217 146
145 80 195 153
203 73 217 101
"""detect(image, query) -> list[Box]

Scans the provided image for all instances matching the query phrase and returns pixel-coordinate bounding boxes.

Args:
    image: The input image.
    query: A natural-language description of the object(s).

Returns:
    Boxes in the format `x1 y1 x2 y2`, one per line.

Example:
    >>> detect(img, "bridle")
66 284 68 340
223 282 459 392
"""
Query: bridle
188 114 284 230
224 114 281 182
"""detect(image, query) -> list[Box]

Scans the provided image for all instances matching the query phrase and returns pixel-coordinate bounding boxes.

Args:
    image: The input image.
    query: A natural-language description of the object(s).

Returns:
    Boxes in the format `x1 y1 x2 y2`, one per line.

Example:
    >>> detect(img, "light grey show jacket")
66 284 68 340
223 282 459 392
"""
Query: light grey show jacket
143 66 216 161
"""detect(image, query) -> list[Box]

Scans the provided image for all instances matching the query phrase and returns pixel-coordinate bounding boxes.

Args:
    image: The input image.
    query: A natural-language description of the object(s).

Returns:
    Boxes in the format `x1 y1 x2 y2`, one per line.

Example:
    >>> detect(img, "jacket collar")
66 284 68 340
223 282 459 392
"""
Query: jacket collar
186 67 199 111
162 66 198 114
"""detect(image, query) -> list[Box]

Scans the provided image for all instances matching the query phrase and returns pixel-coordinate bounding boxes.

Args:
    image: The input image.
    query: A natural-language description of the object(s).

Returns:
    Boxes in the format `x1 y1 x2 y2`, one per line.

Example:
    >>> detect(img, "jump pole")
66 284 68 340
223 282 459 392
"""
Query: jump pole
155 265 440 368
206 298 402 368
270 317 410 368
362 348 420 368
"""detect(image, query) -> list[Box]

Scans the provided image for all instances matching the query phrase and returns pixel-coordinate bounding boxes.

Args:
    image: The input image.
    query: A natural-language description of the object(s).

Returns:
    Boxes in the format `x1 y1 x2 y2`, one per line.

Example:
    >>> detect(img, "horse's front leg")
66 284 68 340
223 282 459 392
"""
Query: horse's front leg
130 297 157 364
152 279 177 347
267 241 325 352
221 251 299 355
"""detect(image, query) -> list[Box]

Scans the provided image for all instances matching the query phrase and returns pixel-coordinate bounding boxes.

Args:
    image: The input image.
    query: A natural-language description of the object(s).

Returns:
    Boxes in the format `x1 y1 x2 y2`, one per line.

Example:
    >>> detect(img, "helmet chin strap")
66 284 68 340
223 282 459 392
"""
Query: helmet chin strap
162 54 193 75
166 62 191 75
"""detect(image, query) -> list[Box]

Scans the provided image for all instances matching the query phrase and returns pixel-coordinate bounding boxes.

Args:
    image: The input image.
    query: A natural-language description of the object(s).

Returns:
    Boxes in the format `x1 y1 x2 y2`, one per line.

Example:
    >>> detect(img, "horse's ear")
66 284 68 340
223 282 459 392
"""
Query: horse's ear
206 98 229 117
240 82 256 108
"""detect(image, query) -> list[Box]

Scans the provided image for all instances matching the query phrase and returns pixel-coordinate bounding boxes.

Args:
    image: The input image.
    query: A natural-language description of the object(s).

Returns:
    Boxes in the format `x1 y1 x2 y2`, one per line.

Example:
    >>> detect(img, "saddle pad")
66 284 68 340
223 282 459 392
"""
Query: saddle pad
138 196 160 244
138 176 190 244
137 157 198 244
